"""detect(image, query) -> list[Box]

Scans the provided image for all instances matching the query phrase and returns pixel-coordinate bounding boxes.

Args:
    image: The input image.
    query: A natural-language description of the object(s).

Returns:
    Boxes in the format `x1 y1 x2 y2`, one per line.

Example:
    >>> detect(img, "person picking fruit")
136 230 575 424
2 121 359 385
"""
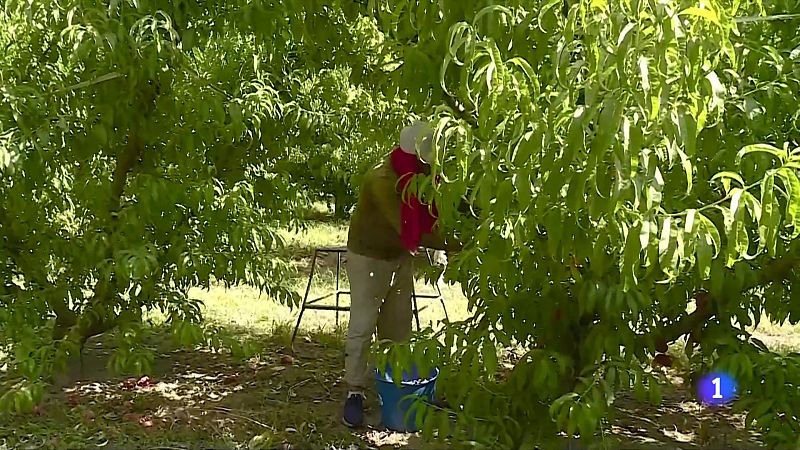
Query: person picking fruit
342 120 461 427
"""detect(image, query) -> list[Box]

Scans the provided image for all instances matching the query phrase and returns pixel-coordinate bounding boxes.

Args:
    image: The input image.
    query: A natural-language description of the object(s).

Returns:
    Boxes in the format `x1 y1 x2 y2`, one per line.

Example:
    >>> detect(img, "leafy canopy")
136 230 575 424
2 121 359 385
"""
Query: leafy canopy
2 0 800 448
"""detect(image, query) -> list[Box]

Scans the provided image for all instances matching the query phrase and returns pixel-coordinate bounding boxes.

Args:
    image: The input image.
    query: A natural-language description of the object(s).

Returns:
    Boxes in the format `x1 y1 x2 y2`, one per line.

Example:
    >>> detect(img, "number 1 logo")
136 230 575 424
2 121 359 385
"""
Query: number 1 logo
712 377 723 399
698 372 737 405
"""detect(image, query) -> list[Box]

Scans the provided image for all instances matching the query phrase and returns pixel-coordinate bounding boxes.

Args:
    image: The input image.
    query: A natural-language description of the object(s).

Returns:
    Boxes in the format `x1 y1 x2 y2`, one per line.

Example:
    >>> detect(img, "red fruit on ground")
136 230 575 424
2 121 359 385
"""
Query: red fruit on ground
32 404 44 416
280 355 294 365
136 376 152 387
82 409 96 421
122 378 137 390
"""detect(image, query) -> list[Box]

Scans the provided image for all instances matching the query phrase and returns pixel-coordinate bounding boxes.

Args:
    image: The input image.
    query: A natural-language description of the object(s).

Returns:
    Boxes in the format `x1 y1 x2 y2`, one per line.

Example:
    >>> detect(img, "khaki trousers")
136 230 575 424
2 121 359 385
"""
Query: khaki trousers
344 250 413 389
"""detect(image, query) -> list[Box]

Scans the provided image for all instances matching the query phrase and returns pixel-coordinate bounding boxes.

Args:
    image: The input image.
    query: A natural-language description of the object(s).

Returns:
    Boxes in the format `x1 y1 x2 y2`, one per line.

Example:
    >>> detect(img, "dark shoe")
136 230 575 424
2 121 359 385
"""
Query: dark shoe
342 392 365 428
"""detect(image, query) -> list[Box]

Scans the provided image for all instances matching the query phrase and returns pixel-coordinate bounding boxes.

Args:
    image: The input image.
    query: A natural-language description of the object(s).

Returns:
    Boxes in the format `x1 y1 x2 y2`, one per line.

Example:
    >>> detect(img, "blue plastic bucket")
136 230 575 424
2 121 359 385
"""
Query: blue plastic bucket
374 364 439 432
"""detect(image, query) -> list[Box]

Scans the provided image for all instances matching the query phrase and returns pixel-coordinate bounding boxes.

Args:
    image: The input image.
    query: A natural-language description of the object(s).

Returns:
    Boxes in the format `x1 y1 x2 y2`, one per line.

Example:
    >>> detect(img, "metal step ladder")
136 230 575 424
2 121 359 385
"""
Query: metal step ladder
290 246 447 344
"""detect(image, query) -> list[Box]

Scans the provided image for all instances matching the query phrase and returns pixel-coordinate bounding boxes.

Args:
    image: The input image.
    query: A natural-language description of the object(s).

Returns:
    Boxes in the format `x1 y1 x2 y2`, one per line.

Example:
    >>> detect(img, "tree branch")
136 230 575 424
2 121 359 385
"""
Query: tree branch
443 93 478 128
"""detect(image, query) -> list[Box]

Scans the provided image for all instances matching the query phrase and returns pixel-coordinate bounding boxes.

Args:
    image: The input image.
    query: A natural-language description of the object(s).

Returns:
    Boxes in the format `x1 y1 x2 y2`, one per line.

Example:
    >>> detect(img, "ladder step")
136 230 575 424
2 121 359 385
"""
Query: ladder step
301 305 351 312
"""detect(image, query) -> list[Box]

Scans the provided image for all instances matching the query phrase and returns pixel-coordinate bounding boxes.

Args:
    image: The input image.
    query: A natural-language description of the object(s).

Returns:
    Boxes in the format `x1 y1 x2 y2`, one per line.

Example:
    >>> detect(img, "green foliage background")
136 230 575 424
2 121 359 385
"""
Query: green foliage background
1 0 800 448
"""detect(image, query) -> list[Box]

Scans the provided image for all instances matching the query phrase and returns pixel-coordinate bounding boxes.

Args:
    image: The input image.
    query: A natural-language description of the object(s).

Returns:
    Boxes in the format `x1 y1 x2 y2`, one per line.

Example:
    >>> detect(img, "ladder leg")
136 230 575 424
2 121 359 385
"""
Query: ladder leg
412 278 421 332
428 249 448 324
292 250 319 346
335 251 342 328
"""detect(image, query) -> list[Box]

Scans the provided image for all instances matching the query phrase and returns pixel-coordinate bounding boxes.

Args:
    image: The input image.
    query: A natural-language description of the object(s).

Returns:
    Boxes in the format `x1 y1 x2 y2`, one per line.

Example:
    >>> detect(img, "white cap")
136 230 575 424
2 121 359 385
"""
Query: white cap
399 120 436 164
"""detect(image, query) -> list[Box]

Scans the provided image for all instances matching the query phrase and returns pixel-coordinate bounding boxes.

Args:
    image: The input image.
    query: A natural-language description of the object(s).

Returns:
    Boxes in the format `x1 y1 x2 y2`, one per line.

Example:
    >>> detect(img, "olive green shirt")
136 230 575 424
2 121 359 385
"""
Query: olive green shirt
347 156 454 260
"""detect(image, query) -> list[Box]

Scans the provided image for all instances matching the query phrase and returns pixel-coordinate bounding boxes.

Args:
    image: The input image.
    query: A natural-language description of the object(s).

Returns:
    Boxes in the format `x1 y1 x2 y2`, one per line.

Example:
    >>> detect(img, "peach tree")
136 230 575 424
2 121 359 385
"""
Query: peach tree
347 0 800 448
2 0 800 448
0 0 392 412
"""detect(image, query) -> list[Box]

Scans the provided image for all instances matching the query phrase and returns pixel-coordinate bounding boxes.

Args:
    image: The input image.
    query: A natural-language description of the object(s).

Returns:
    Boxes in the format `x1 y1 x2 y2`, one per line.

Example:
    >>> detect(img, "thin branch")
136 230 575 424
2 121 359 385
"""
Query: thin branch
55 72 124 94
443 93 478 128
665 180 761 217
735 13 800 23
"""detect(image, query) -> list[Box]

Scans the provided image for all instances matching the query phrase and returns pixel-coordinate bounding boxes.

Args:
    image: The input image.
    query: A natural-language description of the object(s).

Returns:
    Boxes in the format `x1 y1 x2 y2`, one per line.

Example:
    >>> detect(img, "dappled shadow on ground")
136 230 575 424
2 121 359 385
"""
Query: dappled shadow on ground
605 384 763 450
2 326 433 450
1 324 767 450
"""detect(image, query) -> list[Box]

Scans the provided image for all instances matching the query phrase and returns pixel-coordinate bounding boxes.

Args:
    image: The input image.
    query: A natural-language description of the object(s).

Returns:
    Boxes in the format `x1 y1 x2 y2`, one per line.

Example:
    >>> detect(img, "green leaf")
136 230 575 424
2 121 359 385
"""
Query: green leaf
591 97 622 158
613 367 627 390
640 216 654 251
546 208 563 258
622 223 642 290
482 339 498 377
659 217 679 276
576 402 597 440
746 399 774 427
736 144 785 165
567 171 588 210
679 6 721 26
697 214 722 256
725 189 750 266
759 173 778 256
606 366 617 387
473 4 514 27
513 171 533 211
496 177 514 215
563 107 588 169
711 171 745 192
638 56 650 92
648 377 662 405
507 57 536 84
776 167 800 238
729 188 744 226
634 372 647 401
658 217 672 256
677 148 694 194
549 392 578 421
684 209 697 234
696 229 713 279
437 412 450 442
705 71 726 110
676 109 697 156
566 404 578 437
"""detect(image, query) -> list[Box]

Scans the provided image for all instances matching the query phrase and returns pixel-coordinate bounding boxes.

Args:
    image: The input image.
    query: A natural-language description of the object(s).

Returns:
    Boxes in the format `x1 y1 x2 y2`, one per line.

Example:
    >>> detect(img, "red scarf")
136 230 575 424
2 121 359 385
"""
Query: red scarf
390 147 439 252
